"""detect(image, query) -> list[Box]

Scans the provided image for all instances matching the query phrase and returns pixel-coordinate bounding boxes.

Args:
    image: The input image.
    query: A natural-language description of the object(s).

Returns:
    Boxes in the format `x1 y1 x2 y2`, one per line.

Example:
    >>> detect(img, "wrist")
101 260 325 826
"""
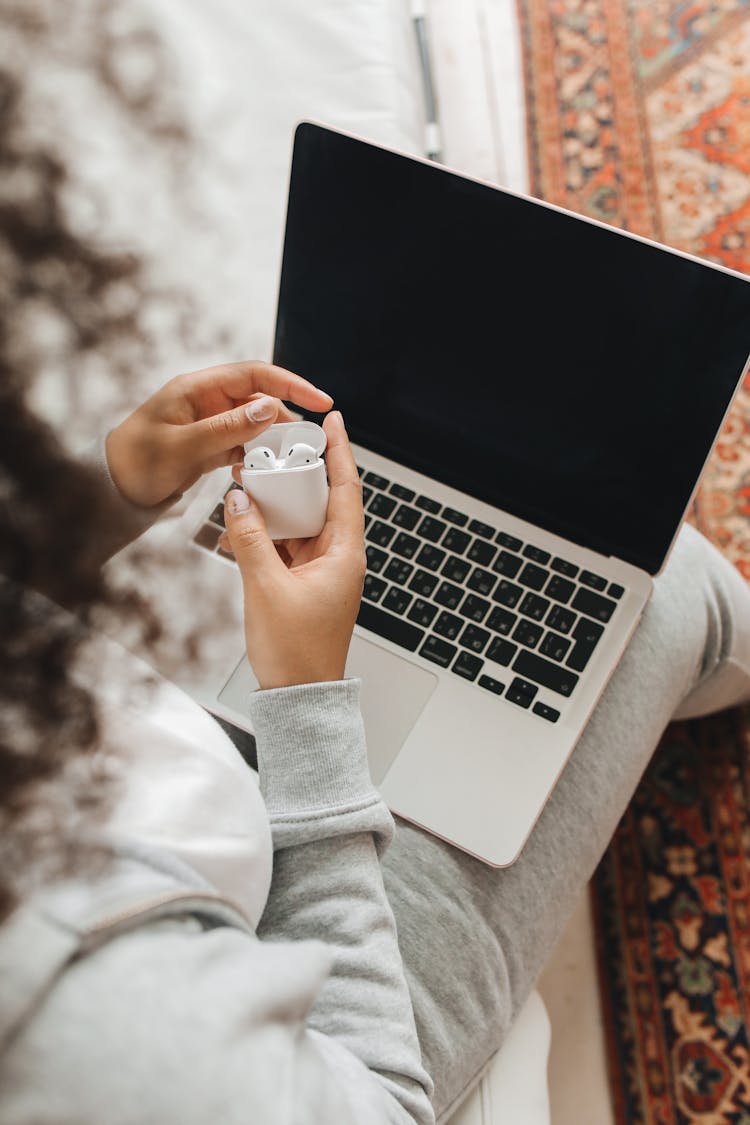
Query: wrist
255 660 347 692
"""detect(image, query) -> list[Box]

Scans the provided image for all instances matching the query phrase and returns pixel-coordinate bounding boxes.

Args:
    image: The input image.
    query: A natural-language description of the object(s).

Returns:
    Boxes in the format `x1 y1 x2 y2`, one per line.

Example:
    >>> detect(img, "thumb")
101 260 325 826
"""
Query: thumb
224 489 283 586
187 395 280 460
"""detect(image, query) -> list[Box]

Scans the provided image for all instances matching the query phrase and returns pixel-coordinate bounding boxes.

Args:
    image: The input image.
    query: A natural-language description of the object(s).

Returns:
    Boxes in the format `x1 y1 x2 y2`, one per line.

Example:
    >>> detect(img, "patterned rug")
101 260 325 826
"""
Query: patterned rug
516 0 750 1120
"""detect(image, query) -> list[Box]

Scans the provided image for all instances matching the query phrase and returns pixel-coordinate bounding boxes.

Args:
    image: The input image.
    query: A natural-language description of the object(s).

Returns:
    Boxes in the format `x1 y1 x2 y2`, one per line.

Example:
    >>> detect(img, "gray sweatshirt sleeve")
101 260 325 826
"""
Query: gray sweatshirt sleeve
248 678 435 1124
3 684 436 1125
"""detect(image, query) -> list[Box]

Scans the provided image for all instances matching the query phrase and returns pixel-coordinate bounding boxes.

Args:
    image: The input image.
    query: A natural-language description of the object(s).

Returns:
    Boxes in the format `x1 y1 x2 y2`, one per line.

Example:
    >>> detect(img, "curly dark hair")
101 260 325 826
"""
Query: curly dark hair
0 0 189 918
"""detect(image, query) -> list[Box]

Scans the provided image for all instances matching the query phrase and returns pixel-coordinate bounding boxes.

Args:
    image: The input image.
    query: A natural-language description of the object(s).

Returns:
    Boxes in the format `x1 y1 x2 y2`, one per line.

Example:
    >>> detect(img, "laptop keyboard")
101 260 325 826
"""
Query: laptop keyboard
192 471 626 723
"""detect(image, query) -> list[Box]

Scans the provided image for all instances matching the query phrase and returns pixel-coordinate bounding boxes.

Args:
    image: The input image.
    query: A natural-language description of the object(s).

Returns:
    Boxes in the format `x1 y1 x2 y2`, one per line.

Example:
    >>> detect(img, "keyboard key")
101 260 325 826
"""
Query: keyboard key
519 592 550 622
416 494 442 513
518 562 549 591
363 574 387 603
408 599 438 628
364 471 390 490
493 550 523 579
417 516 447 543
506 677 538 709
513 650 579 697
442 507 469 527
435 581 464 610
546 575 576 604
571 587 617 623
497 531 523 552
357 601 424 651
467 567 497 597
194 523 221 551
493 580 523 609
608 583 625 600
567 618 604 672
540 631 572 663
460 594 490 623
442 556 471 583
468 518 495 540
408 569 439 598
420 635 457 668
580 570 607 591
487 607 517 636
453 651 483 681
416 544 446 571
383 587 413 616
366 520 395 548
390 482 416 501
365 545 388 574
368 492 397 519
443 527 471 554
459 623 491 653
384 558 413 585
551 557 579 578
356 464 365 477
362 486 373 505
513 619 543 649
467 539 497 567
523 544 551 564
478 675 505 696
487 637 517 666
392 532 420 560
434 610 463 640
393 504 421 530
210 503 226 528
533 702 560 723
546 604 576 634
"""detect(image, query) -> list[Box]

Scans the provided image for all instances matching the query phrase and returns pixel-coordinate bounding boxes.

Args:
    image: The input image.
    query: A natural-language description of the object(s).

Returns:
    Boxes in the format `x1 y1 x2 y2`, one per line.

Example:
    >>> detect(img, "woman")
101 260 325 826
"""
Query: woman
3 3 750 1123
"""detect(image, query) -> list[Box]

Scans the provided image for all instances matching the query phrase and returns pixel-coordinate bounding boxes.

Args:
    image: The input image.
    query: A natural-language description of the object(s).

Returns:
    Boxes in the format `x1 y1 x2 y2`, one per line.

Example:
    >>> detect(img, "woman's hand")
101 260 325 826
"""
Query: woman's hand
105 361 333 508
222 411 365 690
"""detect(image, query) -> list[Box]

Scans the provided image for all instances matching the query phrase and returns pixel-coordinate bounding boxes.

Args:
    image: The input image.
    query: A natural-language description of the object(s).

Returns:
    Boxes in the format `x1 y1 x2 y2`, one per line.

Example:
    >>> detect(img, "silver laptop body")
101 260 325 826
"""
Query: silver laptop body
162 123 750 866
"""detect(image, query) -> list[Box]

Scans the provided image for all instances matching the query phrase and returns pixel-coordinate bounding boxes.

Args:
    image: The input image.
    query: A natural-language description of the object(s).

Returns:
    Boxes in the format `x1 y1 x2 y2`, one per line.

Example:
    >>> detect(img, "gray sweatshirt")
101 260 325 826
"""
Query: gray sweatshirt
0 450 436 1124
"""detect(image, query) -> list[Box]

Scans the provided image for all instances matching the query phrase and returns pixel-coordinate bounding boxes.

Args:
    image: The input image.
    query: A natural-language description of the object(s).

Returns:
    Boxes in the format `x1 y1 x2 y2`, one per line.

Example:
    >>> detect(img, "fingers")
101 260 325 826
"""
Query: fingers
183 395 281 461
224 489 284 587
322 412 364 547
181 358 330 462
185 360 333 413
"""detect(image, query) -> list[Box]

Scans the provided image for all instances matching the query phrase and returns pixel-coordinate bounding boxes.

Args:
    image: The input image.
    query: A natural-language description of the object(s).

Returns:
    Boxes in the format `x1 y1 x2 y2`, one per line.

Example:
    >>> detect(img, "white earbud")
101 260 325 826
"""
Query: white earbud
244 446 277 470
283 443 317 468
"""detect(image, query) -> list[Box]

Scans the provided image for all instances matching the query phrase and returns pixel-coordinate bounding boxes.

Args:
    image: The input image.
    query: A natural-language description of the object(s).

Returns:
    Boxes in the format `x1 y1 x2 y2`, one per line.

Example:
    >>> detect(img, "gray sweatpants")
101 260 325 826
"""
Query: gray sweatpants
381 524 750 1120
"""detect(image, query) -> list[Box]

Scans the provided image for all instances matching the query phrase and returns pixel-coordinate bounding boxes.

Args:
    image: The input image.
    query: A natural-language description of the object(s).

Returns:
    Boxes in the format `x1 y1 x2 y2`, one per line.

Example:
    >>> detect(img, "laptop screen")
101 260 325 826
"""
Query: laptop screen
273 123 750 575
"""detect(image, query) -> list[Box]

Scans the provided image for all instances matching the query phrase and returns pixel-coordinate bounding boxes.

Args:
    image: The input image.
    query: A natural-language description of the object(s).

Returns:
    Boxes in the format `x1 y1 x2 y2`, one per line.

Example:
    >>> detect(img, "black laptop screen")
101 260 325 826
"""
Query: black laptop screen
273 123 750 575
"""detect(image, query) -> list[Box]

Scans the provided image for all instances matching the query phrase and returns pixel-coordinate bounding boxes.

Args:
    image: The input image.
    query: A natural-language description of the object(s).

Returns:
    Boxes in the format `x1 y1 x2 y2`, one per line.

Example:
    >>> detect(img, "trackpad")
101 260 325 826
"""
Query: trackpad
219 638 437 786
346 636 437 784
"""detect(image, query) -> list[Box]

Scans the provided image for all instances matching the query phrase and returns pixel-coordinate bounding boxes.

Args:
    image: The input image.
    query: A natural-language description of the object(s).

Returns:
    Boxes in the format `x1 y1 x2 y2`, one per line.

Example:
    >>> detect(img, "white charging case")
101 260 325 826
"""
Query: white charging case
241 421 329 540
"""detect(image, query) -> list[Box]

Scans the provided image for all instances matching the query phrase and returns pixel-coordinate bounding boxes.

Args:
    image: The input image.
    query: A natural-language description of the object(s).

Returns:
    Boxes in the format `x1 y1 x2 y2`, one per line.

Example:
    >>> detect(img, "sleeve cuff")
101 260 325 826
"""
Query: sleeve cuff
248 678 378 817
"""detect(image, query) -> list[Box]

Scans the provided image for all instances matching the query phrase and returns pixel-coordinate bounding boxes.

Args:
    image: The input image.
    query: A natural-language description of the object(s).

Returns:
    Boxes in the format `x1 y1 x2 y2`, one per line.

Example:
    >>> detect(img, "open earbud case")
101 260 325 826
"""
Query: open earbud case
241 421 329 540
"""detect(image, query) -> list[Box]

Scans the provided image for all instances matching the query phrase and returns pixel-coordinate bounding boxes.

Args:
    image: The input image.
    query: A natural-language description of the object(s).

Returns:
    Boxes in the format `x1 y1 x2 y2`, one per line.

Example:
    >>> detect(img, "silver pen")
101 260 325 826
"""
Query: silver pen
410 0 443 162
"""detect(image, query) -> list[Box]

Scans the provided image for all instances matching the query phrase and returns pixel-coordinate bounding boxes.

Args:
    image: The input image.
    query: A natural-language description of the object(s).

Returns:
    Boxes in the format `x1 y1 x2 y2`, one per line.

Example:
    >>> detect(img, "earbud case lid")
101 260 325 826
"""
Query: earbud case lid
244 421 327 460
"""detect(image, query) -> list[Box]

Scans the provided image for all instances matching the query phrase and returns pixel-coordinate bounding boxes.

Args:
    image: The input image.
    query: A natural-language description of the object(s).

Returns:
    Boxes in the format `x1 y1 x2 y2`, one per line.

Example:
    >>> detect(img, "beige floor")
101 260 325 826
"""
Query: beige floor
538 892 615 1125
428 4 616 1121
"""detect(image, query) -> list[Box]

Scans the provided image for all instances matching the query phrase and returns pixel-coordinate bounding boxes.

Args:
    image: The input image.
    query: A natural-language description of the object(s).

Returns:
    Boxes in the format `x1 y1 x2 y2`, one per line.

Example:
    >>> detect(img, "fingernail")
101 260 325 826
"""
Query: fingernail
226 490 250 514
245 396 276 422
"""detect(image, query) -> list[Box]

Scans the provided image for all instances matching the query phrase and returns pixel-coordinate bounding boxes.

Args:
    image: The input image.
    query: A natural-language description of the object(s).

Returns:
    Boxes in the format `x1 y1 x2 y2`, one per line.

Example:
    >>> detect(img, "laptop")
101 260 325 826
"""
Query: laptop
169 121 750 866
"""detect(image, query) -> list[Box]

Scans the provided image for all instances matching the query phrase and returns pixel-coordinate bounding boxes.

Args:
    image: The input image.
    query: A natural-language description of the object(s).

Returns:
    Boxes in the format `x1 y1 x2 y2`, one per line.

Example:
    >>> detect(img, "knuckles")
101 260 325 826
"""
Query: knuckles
207 410 243 439
227 522 266 553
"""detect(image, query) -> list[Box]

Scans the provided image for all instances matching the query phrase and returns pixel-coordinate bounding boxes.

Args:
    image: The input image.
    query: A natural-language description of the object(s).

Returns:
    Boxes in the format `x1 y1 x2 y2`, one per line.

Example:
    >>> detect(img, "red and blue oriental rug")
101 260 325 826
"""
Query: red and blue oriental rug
517 0 750 1120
